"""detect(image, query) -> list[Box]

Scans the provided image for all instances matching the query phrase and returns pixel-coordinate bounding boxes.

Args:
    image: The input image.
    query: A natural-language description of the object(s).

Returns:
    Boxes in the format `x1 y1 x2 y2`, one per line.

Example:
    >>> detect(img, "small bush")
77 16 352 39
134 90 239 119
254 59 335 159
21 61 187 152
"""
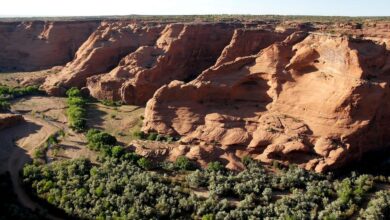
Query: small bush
147 132 158 141
175 156 193 171
207 161 224 172
101 99 122 107
202 214 215 220
137 157 152 170
241 155 253 167
111 146 124 158
132 130 145 139
66 87 82 97
0 100 10 111
0 85 41 112
67 97 86 106
33 148 44 159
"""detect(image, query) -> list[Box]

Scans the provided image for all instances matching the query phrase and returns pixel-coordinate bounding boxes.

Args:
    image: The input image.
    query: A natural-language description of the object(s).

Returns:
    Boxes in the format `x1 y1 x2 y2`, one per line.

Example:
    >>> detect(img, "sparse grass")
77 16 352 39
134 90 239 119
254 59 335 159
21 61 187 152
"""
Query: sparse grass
33 132 63 162
86 103 145 143
100 99 122 107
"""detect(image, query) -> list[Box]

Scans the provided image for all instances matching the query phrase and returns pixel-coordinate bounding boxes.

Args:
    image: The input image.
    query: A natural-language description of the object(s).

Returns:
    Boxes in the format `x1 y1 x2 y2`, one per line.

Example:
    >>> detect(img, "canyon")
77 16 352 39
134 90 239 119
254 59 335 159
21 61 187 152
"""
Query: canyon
1 18 390 172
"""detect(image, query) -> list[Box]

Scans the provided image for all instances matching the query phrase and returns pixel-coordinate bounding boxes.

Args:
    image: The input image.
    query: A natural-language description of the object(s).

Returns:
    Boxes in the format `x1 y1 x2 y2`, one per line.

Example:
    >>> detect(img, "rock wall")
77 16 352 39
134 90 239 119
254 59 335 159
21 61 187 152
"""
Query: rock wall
0 21 99 72
87 23 239 105
42 21 164 95
143 32 390 172
214 28 288 66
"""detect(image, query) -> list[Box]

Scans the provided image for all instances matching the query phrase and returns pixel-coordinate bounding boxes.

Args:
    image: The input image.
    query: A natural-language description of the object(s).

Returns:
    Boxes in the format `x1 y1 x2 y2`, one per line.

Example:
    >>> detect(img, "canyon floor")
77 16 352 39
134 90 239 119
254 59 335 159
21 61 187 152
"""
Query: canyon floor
0 70 389 220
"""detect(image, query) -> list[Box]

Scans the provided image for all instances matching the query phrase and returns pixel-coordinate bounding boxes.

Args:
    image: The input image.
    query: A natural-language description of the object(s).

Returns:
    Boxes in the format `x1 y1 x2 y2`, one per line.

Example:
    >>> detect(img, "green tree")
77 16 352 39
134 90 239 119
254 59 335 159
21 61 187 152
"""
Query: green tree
207 161 224 172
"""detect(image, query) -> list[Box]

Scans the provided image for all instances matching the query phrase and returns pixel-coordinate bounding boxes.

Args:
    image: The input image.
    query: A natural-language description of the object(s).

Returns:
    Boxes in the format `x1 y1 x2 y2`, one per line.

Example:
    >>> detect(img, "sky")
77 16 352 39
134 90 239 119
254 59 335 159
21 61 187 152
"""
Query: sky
1 0 390 17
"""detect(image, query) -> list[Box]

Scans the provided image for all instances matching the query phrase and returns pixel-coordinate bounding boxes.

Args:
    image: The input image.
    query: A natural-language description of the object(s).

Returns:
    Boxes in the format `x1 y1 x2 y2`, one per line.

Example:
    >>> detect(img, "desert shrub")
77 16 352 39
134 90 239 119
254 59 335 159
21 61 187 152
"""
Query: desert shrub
33 148 44 160
241 155 253 167
57 129 66 138
207 161 225 172
65 87 82 97
0 85 40 97
147 132 158 141
175 156 194 171
46 134 58 145
23 158 197 219
0 85 41 111
132 130 145 139
67 96 86 106
100 99 122 107
111 146 124 158
319 175 374 219
21 152 390 220
137 157 153 170
0 100 10 111
358 190 390 219
140 131 178 143
67 105 86 131
32 131 64 162
187 170 208 188
202 214 215 220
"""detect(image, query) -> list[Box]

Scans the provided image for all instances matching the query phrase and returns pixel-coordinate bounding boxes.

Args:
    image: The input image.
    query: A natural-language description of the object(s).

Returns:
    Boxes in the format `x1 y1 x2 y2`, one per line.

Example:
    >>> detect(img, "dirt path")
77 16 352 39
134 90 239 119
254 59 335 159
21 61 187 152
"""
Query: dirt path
6 115 63 220
0 97 88 220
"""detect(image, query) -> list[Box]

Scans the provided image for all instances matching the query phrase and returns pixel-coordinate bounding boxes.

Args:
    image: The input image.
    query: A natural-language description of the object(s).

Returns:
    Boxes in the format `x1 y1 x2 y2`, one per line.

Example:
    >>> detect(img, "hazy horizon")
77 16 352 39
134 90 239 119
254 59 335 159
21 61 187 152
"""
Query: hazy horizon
1 0 390 17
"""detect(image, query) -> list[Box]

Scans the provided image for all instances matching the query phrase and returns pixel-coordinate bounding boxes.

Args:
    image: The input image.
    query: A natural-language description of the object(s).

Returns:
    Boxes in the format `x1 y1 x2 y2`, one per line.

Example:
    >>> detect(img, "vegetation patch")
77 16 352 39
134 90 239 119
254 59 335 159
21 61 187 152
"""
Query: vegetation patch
133 130 179 143
100 99 122 107
86 128 122 157
66 88 87 132
22 154 390 219
33 131 64 163
0 85 41 111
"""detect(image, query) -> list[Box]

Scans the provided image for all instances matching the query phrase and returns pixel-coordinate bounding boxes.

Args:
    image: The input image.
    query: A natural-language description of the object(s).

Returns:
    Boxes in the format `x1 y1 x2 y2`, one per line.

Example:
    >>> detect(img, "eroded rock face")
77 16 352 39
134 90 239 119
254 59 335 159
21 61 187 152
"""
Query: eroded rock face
0 113 24 130
0 21 99 72
42 22 164 95
143 32 390 172
86 23 238 105
214 29 288 66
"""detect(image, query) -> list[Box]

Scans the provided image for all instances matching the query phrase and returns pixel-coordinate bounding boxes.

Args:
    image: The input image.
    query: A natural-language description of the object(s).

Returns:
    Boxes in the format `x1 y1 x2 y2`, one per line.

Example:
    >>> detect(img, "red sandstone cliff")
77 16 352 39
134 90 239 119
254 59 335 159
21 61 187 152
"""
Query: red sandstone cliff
0 21 99 71
42 22 164 95
143 32 390 172
214 29 289 66
86 23 239 105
